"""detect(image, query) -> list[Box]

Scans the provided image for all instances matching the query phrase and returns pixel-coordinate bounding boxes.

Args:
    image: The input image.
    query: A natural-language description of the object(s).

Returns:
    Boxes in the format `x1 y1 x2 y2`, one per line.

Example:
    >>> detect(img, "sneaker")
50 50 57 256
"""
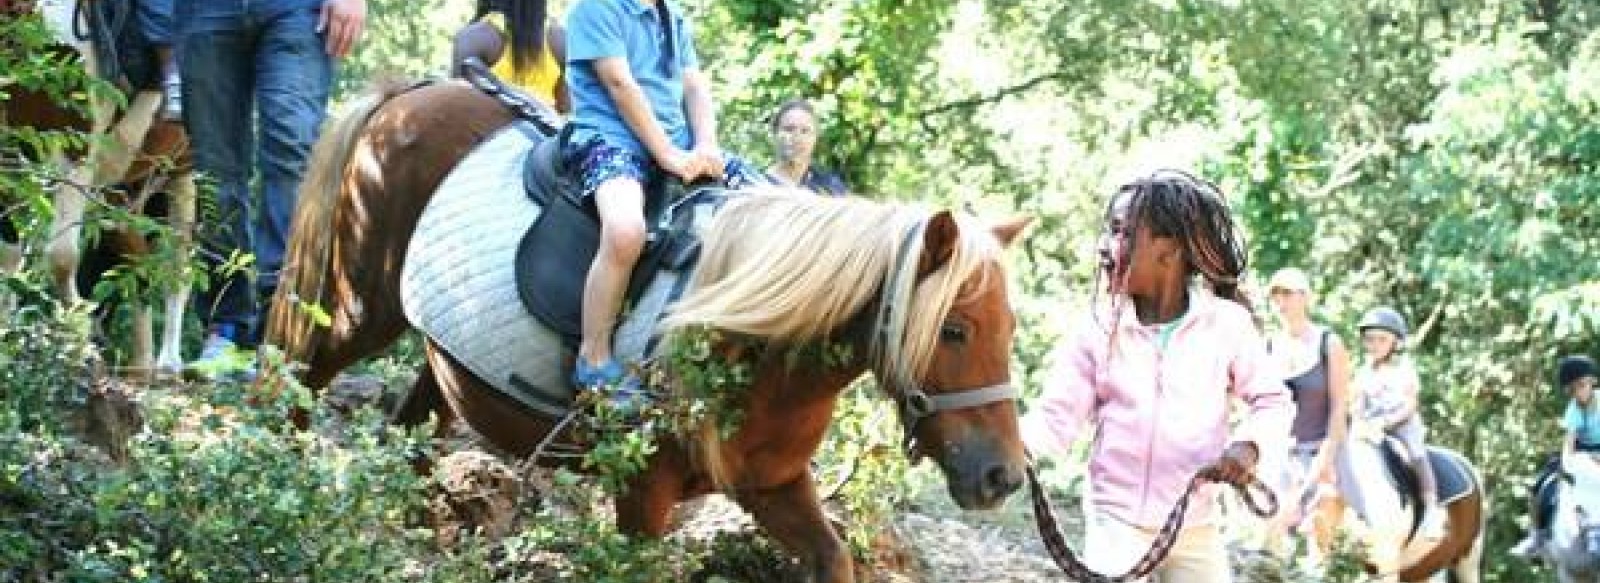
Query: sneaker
572 358 650 420
1509 531 1546 559
1419 508 1448 539
161 78 182 122
186 332 256 382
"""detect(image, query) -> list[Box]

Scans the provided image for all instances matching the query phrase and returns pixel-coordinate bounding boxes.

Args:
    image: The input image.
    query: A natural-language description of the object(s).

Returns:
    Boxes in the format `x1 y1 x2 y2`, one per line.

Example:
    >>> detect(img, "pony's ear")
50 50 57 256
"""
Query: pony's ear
991 216 1032 248
917 210 959 278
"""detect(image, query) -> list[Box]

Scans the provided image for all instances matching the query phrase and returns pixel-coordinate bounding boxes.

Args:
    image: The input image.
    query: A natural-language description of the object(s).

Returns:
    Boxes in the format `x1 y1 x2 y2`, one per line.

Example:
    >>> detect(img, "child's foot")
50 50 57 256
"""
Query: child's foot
571 357 650 420
1419 507 1448 539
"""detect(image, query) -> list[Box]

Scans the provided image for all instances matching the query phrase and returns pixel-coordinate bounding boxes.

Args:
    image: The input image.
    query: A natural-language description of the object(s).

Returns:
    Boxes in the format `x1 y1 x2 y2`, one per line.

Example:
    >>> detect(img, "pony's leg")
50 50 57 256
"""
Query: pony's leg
46 92 160 303
614 468 685 538
127 305 156 377
154 171 196 375
738 477 853 583
390 359 454 475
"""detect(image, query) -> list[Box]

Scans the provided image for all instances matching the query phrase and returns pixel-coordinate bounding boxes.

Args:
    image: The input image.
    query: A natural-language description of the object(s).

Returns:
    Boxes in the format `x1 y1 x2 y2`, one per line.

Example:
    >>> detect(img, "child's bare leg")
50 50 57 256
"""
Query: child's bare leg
579 178 645 368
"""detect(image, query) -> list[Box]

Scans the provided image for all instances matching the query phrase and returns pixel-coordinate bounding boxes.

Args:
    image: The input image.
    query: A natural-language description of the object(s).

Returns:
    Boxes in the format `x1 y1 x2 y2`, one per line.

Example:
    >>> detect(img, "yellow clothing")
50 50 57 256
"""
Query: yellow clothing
482 12 561 106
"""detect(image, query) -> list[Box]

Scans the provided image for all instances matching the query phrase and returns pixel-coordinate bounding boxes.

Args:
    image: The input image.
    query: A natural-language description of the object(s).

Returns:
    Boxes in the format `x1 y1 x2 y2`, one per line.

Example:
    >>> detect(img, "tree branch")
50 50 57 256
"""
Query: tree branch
917 70 1073 118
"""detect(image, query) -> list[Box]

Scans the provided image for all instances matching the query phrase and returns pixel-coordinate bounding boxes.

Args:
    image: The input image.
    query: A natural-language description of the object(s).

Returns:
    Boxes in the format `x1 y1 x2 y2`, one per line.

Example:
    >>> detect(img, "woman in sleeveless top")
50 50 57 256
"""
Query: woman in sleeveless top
451 0 569 113
1263 268 1352 561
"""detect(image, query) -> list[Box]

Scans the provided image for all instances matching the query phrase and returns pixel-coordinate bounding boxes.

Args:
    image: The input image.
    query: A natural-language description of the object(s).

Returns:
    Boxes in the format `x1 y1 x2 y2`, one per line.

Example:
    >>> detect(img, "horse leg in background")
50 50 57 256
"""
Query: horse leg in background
46 91 161 304
738 477 853 583
154 170 195 375
1307 489 1345 564
389 357 457 475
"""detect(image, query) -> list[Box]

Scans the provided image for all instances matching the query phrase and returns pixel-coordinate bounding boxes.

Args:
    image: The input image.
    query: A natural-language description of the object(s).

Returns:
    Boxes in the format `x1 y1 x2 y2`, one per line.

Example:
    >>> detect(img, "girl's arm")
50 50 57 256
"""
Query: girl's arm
549 23 570 114
590 58 694 178
1227 314 1295 454
1384 361 1423 430
1019 325 1099 459
1308 334 1352 486
682 68 717 152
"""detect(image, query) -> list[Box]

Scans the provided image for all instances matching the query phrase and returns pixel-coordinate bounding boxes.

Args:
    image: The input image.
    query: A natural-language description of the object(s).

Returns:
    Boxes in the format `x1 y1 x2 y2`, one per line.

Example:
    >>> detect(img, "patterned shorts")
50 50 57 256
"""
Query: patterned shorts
561 134 656 201
561 133 767 200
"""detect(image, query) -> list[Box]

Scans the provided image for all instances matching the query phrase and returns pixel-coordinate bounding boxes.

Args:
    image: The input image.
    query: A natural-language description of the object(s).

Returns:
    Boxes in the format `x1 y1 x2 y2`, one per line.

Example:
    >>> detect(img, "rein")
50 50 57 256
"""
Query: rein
1028 463 1277 582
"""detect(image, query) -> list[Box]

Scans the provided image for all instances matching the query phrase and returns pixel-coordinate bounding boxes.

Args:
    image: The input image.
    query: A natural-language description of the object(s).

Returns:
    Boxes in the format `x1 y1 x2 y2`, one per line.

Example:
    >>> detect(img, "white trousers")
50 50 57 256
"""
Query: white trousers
1083 510 1232 583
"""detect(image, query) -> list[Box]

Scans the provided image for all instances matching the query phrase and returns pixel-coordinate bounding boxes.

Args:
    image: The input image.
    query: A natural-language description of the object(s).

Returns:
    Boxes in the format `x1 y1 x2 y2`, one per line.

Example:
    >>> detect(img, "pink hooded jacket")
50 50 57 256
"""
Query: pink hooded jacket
1020 292 1294 528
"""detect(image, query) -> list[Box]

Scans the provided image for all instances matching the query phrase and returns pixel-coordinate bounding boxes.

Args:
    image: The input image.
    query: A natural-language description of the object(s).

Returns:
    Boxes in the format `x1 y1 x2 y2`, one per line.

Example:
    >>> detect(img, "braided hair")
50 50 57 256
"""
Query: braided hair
1105 169 1253 315
474 0 549 74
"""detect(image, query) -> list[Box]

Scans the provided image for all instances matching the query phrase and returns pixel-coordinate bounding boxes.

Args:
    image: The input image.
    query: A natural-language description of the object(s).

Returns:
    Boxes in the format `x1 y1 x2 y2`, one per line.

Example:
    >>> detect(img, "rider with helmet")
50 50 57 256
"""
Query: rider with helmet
1509 354 1600 558
1351 306 1447 539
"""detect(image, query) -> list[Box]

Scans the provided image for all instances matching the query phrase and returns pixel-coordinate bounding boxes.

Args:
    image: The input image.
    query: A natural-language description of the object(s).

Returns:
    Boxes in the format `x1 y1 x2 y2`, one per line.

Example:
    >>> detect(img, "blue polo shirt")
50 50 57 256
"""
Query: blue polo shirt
1565 399 1600 447
564 0 700 156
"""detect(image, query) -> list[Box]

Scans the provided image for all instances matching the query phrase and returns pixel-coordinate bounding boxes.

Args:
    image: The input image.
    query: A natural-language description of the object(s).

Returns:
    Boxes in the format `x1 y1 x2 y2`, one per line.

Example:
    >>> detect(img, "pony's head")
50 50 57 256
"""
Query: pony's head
663 191 1030 510
877 209 1030 510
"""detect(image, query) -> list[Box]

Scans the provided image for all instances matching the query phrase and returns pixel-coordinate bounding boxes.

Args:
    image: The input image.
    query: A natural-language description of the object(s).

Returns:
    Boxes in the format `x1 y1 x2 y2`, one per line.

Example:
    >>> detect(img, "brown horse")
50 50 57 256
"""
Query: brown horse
263 80 1031 583
1 0 194 374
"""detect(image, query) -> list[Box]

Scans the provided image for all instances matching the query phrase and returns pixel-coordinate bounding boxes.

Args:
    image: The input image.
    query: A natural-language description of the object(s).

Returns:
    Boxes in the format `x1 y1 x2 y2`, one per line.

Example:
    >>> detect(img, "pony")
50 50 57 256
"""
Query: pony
1 0 194 375
1544 455 1600 581
262 80 1031 583
1335 428 1486 582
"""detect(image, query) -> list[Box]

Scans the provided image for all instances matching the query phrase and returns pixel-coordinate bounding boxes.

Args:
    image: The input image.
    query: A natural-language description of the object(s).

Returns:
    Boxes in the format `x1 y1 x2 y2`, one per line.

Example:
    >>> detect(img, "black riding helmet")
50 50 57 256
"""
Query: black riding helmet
1558 355 1599 390
1358 306 1409 340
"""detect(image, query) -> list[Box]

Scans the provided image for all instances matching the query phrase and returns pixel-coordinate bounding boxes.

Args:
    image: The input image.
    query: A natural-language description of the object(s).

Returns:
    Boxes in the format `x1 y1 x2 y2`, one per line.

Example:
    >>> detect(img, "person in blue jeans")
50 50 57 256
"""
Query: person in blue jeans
134 0 183 120
177 0 365 378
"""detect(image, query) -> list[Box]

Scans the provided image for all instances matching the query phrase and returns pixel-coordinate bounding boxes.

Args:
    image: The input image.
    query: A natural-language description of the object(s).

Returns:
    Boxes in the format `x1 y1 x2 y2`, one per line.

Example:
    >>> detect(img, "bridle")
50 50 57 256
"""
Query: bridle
870 219 1017 458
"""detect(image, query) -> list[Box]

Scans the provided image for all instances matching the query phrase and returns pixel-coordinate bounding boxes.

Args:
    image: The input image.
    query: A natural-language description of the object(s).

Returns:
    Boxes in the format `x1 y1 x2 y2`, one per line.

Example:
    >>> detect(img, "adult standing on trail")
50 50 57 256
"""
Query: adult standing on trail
1020 170 1293 582
177 0 365 378
763 98 848 196
1261 267 1352 562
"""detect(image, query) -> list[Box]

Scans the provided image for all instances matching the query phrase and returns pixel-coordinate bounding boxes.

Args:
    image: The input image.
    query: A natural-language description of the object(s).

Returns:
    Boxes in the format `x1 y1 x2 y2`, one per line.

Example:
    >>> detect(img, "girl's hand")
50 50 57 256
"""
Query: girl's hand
689 144 725 180
1200 441 1258 487
657 148 701 182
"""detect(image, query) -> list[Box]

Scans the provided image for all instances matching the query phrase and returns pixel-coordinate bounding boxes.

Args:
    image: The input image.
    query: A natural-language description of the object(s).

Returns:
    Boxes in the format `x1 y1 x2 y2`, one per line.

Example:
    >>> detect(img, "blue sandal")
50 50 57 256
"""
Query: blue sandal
572 358 649 417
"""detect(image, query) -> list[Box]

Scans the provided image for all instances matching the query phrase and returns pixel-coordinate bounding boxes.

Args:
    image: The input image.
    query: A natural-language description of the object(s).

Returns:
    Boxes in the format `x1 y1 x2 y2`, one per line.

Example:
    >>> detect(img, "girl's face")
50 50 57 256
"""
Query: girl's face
772 107 818 165
1098 191 1177 296
1269 288 1309 322
1572 376 1597 404
1360 328 1400 361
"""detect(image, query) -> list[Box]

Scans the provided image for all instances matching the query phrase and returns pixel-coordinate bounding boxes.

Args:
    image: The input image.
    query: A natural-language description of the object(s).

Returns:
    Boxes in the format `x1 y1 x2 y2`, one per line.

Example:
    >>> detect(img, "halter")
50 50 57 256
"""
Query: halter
871 219 1018 458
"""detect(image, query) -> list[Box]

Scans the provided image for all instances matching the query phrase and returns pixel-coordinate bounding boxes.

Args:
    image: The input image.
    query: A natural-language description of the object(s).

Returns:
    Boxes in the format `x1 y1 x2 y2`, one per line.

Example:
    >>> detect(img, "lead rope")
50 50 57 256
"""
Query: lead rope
1029 464 1277 582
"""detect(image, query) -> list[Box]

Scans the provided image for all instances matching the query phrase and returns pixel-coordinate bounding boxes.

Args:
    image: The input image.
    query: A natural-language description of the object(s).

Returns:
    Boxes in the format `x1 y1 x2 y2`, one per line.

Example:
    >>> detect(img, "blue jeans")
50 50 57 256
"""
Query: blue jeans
137 0 175 45
176 0 332 343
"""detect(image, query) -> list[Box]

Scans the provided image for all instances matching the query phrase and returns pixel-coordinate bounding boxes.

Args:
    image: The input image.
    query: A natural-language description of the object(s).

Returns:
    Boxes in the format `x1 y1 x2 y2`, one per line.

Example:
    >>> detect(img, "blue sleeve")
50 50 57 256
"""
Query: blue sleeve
1563 401 1583 433
679 16 699 70
565 0 626 62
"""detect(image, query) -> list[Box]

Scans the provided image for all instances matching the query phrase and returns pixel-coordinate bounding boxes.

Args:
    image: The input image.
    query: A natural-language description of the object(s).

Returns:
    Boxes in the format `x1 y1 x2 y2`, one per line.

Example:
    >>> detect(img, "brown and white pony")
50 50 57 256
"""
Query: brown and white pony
1 0 194 375
263 80 1031 583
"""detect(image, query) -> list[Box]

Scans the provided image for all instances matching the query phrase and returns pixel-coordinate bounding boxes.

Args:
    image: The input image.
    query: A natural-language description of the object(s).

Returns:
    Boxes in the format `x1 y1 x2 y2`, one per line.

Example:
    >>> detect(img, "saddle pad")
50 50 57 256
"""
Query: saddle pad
399 123 574 417
1371 442 1476 506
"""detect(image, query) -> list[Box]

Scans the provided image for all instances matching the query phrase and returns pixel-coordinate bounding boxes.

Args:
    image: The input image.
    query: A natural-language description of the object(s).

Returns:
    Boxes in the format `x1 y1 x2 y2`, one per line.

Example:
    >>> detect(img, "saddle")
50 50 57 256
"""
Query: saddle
1375 438 1476 534
514 134 709 348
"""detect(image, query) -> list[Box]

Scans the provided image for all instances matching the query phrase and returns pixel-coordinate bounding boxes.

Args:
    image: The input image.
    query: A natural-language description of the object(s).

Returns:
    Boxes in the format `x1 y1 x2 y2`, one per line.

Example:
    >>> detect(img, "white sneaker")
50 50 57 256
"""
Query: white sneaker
1419 508 1448 539
186 333 255 382
1509 532 1545 559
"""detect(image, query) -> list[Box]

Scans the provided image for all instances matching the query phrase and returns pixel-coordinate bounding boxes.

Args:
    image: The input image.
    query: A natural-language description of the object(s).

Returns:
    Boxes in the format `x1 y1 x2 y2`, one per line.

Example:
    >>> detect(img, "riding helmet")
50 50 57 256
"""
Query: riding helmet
1557 355 1599 390
1357 306 1409 340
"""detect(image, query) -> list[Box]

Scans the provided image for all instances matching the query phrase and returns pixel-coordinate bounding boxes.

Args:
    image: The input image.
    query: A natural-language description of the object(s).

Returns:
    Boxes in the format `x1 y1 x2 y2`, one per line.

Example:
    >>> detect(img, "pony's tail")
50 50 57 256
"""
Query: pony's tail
263 80 411 368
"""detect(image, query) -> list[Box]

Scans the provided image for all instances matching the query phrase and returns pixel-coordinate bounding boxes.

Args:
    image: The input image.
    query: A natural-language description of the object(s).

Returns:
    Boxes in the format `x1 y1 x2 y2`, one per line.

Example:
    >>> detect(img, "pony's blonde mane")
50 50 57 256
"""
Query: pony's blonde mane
662 190 1003 488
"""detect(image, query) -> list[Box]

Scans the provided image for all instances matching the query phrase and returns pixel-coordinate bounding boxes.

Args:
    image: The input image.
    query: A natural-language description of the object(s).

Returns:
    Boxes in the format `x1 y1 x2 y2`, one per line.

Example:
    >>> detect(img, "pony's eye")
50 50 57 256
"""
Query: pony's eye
940 323 968 343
